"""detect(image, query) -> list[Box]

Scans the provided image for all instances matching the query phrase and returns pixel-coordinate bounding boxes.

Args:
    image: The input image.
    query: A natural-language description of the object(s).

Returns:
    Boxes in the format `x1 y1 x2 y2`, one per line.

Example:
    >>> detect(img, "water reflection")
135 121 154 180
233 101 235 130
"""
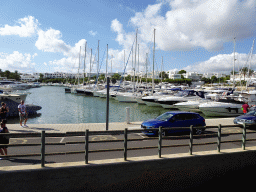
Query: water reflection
7 86 206 124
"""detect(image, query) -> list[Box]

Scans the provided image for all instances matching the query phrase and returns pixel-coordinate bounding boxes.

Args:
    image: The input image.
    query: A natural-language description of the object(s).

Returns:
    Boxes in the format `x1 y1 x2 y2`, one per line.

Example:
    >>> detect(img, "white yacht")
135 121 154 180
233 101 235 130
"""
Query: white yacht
116 92 141 103
198 99 244 117
157 90 203 109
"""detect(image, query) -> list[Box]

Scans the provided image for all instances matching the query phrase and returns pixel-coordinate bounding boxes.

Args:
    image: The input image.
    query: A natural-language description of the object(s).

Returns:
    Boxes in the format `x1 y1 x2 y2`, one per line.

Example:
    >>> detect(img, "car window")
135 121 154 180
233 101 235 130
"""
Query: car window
156 113 173 121
173 114 186 121
184 114 194 120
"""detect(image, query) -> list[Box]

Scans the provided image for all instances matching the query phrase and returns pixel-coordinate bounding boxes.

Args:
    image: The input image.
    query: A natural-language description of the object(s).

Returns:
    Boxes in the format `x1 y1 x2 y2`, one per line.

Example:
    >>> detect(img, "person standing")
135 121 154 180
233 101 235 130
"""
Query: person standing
242 102 250 114
0 102 9 121
18 100 28 127
0 120 9 157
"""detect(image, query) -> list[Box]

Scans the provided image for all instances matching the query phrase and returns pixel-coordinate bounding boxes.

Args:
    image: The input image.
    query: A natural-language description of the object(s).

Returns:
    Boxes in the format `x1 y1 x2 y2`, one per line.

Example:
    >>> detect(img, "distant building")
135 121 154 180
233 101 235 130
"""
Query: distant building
20 73 39 82
168 69 181 79
185 72 202 81
203 73 226 78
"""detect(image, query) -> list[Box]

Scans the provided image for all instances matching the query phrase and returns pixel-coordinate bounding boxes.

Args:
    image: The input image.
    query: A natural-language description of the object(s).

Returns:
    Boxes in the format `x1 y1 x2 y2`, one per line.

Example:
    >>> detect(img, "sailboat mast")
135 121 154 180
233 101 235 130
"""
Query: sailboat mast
83 42 87 85
138 44 139 84
78 46 81 86
233 37 236 86
89 48 92 87
161 56 163 83
106 44 108 81
152 29 156 94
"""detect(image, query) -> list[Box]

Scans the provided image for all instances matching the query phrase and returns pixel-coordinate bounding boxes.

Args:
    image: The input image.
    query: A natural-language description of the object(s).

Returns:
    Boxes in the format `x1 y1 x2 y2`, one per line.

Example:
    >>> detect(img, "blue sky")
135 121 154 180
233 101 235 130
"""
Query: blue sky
0 0 256 75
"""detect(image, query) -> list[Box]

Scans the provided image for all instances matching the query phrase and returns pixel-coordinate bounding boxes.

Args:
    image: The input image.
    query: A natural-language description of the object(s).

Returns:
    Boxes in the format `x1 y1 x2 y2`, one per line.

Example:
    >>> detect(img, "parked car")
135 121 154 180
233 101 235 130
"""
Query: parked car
233 110 256 127
141 111 206 136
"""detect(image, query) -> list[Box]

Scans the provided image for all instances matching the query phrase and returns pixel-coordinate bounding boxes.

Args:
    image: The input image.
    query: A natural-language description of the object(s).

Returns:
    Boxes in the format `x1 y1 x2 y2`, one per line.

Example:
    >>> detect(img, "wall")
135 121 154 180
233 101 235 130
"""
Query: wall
1 148 256 192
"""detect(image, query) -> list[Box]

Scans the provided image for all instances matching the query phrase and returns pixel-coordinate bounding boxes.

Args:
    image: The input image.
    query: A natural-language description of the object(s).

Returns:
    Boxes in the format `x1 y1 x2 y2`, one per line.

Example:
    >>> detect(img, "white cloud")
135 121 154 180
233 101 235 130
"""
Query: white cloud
128 0 256 51
35 28 71 53
89 30 97 36
184 53 256 74
0 16 39 37
0 51 37 72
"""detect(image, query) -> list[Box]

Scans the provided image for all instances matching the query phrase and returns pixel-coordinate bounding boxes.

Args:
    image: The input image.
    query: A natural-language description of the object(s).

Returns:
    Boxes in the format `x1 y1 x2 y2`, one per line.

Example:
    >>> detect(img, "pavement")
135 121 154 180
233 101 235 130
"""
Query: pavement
6 118 235 133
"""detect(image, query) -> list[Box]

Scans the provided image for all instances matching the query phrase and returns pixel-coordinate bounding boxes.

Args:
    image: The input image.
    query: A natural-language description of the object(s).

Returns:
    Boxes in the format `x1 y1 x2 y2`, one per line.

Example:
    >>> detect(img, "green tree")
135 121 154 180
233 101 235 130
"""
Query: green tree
159 71 168 79
178 70 186 74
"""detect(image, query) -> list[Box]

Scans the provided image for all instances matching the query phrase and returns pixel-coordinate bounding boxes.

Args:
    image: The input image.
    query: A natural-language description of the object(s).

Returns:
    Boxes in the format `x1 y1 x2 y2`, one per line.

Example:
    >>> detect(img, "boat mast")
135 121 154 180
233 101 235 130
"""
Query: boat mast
106 44 108 82
134 29 138 92
89 48 92 87
152 28 156 94
78 46 81 86
124 50 125 83
138 44 139 84
97 40 100 89
83 42 87 86
233 37 236 88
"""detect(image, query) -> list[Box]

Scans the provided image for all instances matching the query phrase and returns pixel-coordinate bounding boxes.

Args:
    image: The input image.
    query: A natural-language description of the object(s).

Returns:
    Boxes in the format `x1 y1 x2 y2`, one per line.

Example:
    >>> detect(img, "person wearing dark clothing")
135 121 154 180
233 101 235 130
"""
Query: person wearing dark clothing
0 102 9 121
0 119 9 156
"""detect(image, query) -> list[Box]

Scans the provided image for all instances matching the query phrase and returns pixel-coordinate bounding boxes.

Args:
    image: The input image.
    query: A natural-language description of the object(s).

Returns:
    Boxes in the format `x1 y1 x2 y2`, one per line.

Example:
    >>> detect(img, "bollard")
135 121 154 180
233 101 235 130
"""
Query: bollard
85 129 89 164
124 128 128 161
158 126 162 158
189 125 193 155
41 130 45 167
126 107 130 124
217 124 221 152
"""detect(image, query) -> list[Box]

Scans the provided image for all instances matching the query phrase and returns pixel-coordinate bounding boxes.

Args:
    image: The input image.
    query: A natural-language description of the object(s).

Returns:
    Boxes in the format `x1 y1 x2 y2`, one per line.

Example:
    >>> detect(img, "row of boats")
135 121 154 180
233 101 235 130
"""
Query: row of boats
65 82 256 117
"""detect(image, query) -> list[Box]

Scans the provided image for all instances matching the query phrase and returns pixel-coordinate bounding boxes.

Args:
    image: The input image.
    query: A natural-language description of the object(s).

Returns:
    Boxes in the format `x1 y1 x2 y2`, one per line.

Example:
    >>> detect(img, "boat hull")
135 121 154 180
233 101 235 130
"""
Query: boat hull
199 102 243 117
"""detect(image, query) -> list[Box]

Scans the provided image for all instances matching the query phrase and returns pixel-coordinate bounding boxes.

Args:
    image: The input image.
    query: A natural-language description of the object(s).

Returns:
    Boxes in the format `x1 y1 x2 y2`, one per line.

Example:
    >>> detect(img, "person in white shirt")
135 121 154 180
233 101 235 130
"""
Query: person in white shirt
18 100 28 128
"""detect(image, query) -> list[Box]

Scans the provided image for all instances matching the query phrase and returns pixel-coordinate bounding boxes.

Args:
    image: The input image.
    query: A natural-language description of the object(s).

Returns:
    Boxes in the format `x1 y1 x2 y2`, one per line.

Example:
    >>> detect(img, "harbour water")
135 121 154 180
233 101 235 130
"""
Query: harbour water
7 86 177 124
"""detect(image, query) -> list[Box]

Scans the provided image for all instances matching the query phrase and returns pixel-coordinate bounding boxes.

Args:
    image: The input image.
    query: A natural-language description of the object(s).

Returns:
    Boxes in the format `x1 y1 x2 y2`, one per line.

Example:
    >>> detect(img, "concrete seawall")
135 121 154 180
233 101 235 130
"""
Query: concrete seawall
1 147 256 191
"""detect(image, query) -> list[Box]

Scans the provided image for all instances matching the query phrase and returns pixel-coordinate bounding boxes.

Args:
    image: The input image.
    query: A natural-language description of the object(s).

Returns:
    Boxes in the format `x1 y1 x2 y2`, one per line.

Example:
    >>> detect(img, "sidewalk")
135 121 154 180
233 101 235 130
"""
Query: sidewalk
6 118 235 133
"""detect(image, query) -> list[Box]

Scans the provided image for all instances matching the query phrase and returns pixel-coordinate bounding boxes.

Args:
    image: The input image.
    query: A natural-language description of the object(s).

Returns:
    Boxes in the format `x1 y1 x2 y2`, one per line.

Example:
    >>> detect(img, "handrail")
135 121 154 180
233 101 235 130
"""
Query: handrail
0 123 252 167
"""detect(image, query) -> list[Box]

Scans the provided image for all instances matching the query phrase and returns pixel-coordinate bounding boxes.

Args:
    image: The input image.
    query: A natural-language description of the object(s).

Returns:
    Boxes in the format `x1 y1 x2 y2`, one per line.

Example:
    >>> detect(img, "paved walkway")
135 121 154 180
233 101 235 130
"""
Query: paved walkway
7 118 235 133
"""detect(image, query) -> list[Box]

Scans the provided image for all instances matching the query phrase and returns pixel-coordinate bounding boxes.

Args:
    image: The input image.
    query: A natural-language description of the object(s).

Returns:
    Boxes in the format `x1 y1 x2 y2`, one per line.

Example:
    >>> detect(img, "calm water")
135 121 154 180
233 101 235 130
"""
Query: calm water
8 86 176 124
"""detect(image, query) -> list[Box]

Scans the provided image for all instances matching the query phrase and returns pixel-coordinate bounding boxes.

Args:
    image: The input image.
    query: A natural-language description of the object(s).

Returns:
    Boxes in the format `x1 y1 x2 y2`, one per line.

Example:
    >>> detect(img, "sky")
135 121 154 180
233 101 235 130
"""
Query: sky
0 0 256 75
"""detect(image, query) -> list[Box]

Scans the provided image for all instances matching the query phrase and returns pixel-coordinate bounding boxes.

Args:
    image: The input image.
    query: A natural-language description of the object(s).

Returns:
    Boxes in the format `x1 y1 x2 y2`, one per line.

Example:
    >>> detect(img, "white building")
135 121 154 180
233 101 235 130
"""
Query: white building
20 73 40 82
185 72 202 81
168 69 181 79
203 73 226 78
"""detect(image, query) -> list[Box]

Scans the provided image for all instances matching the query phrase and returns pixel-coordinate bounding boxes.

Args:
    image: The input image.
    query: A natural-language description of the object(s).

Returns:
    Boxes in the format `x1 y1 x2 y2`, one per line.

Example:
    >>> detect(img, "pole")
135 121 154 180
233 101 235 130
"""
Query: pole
124 128 128 161
158 126 162 158
217 124 221 152
189 125 193 155
41 130 45 167
126 107 130 124
85 129 89 164
242 123 246 150
106 77 110 131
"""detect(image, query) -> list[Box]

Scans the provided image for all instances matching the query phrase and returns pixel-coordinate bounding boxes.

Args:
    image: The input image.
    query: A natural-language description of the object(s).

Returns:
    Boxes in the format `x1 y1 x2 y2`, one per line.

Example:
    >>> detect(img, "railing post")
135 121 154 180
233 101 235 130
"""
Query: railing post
158 126 162 158
126 107 130 124
217 124 222 152
124 128 128 161
242 123 246 150
41 130 45 167
85 129 89 164
189 125 193 155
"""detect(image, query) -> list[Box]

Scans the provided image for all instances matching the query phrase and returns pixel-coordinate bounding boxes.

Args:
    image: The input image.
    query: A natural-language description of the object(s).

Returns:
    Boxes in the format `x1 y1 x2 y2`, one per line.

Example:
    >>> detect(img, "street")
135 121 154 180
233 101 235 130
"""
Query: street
1 126 256 167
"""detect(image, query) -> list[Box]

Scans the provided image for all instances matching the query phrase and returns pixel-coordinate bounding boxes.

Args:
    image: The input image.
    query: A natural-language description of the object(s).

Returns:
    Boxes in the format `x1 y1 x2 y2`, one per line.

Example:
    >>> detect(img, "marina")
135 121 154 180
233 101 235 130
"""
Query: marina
2 81 256 125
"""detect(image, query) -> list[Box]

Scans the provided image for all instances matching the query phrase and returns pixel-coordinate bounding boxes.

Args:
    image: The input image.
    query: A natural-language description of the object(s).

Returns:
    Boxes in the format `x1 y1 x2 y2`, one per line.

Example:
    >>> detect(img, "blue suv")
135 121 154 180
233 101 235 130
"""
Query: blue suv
141 111 206 136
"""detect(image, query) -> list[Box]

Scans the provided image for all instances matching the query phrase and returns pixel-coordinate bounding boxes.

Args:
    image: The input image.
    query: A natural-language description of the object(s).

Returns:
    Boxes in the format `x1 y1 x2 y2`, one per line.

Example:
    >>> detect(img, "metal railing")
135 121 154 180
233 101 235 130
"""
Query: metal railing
0 123 254 167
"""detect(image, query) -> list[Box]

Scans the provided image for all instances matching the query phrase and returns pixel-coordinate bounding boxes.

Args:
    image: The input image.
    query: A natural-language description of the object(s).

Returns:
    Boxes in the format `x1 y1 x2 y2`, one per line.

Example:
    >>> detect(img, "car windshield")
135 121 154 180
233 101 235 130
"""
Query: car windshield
156 113 173 121
246 111 256 116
